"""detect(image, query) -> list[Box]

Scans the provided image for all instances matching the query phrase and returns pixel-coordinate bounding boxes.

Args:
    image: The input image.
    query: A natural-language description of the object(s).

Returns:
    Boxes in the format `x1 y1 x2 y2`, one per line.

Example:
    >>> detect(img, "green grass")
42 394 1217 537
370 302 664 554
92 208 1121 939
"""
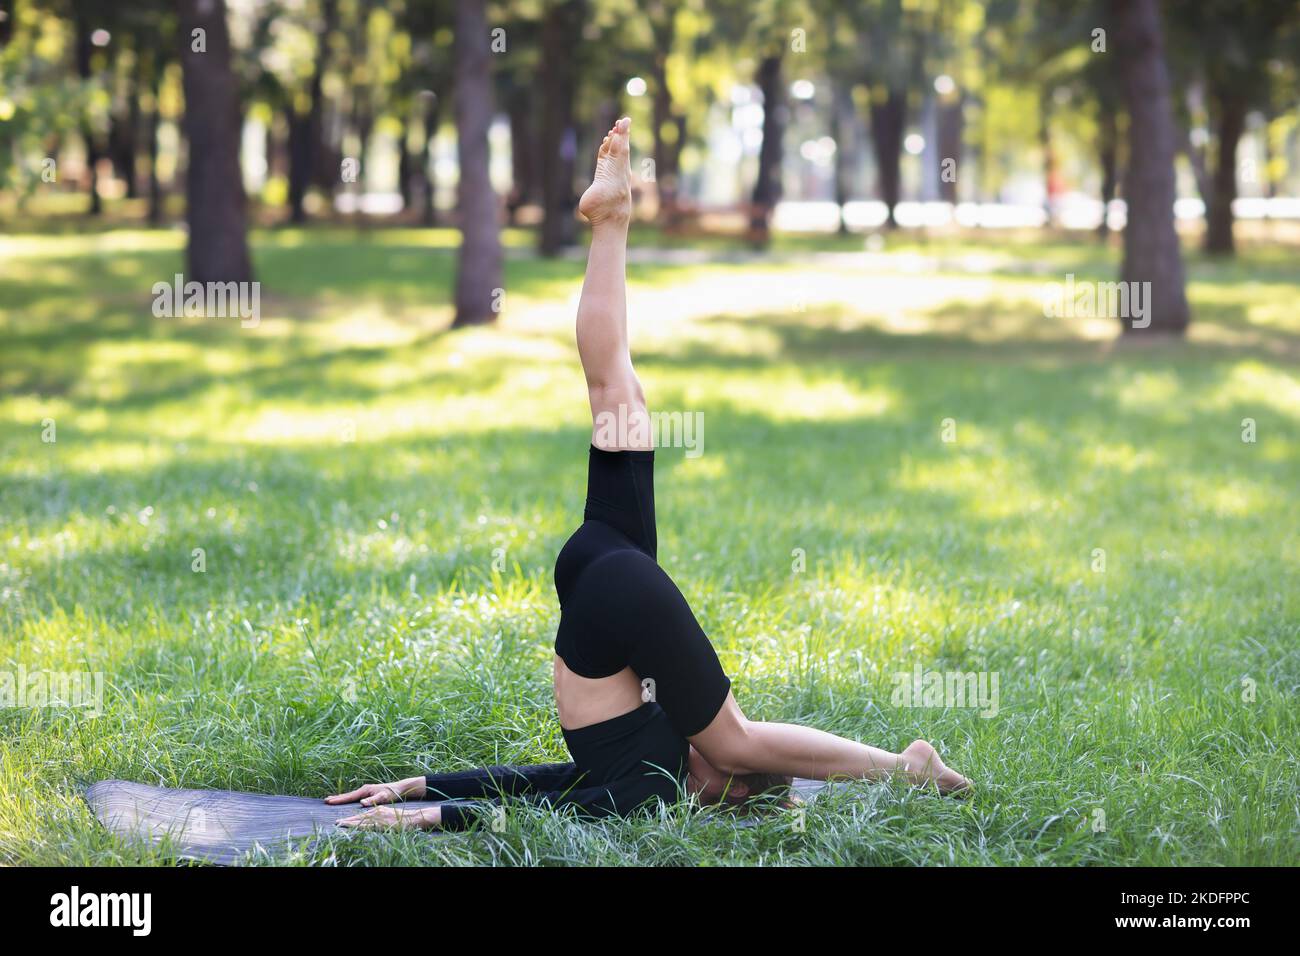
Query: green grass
1 226 1297 866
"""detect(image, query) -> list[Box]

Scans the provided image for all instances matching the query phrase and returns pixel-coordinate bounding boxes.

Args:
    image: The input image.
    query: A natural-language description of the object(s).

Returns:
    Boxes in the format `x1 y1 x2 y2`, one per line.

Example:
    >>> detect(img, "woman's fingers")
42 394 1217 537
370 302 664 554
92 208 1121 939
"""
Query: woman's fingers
336 807 415 830
360 784 401 806
324 784 373 804
336 808 383 828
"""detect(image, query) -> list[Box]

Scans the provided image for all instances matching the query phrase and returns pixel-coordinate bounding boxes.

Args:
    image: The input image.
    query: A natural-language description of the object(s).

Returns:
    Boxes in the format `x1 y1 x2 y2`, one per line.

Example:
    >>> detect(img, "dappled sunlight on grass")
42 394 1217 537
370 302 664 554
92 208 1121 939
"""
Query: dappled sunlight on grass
2 229 1298 865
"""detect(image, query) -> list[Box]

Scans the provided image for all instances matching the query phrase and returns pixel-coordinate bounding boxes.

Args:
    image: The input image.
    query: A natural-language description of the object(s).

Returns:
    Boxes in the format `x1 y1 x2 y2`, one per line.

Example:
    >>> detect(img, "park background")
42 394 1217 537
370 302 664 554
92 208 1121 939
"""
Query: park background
1 0 1297 865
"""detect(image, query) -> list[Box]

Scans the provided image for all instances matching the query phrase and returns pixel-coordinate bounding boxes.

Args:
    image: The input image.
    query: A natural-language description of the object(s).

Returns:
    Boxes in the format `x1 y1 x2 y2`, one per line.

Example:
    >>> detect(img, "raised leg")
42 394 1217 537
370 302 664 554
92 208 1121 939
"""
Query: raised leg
575 117 651 451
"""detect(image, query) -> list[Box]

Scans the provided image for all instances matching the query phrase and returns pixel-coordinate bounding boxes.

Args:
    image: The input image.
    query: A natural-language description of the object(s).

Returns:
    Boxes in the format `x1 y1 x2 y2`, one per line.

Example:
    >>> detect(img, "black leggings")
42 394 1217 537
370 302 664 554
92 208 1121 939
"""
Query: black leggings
429 702 686 830
553 446 732 738
427 445 731 830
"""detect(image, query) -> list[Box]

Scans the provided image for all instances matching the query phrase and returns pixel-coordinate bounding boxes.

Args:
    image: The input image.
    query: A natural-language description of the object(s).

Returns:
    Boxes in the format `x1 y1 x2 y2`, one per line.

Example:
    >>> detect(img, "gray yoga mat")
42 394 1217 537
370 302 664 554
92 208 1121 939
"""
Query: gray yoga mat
84 779 432 865
86 777 833 864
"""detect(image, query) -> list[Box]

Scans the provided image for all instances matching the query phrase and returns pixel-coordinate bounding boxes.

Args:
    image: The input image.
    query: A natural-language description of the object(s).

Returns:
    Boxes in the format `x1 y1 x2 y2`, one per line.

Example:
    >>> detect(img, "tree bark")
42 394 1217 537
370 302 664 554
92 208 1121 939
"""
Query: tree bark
1040 93 1056 228
869 90 905 229
1204 88 1245 256
538 0 583 256
146 63 163 225
506 88 537 223
287 0 336 224
287 106 311 224
1096 105 1118 240
1112 0 1189 335
936 95 962 206
748 53 784 245
420 93 440 226
179 0 253 284
398 115 414 211
72 7 101 215
830 82 854 233
451 0 503 327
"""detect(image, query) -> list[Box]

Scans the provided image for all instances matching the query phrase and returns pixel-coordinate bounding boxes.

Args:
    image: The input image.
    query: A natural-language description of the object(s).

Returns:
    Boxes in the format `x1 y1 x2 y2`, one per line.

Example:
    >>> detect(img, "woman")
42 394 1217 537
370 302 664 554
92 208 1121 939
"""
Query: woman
330 117 970 831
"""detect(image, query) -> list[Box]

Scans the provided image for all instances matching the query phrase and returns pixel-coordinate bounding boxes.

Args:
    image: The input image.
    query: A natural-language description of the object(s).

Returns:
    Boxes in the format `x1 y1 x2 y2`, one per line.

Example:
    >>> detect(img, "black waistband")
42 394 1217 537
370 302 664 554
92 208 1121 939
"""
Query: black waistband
560 701 661 746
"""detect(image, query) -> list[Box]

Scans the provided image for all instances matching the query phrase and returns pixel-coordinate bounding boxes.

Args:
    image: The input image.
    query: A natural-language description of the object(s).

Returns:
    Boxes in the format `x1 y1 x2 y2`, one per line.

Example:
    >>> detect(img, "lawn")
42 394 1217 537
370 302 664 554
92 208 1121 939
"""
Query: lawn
1 225 1296 865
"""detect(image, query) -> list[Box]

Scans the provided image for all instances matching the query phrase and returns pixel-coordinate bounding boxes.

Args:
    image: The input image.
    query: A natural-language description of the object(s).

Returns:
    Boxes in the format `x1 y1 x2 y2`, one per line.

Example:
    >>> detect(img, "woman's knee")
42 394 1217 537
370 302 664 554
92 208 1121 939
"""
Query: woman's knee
690 696 756 775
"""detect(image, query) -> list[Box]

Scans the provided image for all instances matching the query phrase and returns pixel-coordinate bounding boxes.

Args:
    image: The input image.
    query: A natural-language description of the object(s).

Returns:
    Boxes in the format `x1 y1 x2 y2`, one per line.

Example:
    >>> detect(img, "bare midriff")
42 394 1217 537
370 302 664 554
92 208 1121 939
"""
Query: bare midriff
553 655 644 731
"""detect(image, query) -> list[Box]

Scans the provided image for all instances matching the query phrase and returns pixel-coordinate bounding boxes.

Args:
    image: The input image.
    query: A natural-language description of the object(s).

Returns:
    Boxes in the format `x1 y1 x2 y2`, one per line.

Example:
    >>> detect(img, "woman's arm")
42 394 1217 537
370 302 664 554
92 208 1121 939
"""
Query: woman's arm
325 763 582 807
325 776 427 807
337 773 677 832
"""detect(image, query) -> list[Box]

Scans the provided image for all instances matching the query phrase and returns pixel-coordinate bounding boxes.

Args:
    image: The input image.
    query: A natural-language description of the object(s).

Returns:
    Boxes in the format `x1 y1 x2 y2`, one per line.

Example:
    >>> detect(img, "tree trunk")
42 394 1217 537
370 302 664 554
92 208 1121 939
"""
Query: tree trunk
287 107 311 223
72 8 101 215
1096 105 1118 240
451 0 502 327
398 115 414 211
1112 0 1189 336
421 93 440 226
869 90 905 229
179 0 253 284
748 53 784 245
506 88 537 223
830 82 854 234
538 0 583 256
287 0 337 224
1040 93 1056 227
1204 88 1245 256
936 94 962 206
650 64 682 225
110 75 141 200
310 1 339 192
146 66 163 225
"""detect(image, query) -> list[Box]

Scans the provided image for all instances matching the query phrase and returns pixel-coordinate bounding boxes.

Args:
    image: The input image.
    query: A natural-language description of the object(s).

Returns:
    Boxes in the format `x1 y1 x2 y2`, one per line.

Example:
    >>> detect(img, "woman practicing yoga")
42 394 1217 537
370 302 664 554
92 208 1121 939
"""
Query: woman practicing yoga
329 117 970 831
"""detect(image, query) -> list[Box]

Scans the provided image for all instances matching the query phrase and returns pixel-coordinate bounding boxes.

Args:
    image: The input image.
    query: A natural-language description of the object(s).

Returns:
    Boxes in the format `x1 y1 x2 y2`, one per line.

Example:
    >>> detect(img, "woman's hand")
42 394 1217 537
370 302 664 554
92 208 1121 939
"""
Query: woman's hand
325 775 426 807
335 805 441 831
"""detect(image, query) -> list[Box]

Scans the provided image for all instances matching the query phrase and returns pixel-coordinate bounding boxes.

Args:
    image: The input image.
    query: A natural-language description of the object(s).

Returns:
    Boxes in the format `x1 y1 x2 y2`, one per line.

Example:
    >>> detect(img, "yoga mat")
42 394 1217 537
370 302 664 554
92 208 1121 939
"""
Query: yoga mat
86 777 833 864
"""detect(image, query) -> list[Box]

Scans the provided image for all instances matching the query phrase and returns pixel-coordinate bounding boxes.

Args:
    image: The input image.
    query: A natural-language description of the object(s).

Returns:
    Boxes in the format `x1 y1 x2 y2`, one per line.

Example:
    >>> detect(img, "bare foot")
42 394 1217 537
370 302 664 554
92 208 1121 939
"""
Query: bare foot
578 117 632 227
899 739 972 795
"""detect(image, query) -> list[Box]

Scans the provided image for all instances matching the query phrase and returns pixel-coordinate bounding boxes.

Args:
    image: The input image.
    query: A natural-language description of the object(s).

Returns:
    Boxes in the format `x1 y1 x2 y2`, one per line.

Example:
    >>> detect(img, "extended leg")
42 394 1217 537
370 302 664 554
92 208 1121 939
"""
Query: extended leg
690 694 972 794
575 117 650 451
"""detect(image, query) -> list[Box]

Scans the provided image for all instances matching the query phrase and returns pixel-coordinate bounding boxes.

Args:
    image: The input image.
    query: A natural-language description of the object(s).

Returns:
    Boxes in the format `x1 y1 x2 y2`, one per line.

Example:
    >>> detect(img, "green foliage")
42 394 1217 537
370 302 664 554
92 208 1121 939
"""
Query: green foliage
0 4 88 197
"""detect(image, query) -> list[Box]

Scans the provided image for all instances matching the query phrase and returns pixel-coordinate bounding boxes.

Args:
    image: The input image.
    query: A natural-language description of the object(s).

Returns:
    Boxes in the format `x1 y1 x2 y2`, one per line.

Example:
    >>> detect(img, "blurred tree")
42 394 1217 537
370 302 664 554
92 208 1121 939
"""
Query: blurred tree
644 0 687 225
1003 0 1123 238
538 0 585 256
393 0 450 226
714 0 803 246
137 9 178 225
180 0 253 283
0 1 87 202
493 4 541 225
452 0 502 325
748 36 785 244
68 0 106 214
845 0 929 230
1111 0 1188 335
286 0 337 223
1167 0 1300 255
